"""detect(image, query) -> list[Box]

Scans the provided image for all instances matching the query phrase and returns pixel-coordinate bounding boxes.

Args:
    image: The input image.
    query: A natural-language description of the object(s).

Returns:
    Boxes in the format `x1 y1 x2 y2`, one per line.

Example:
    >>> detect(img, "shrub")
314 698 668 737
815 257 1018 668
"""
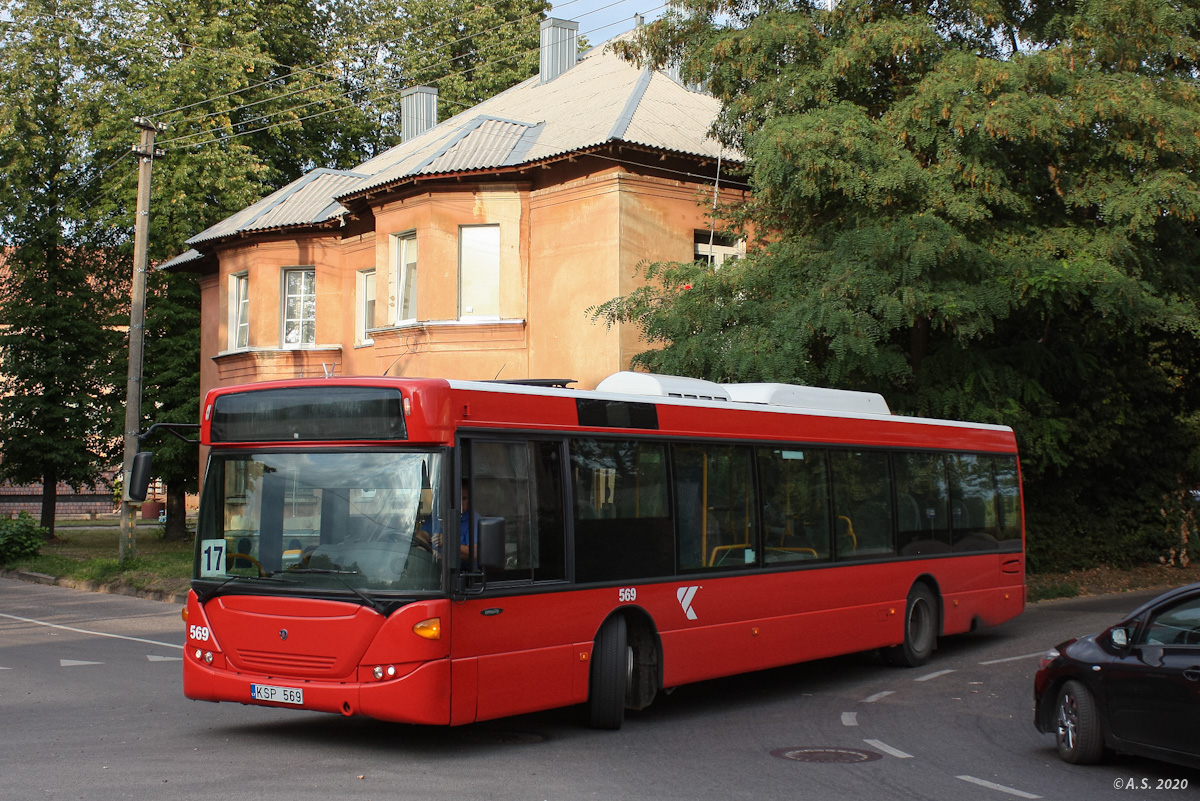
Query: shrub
0 513 46 564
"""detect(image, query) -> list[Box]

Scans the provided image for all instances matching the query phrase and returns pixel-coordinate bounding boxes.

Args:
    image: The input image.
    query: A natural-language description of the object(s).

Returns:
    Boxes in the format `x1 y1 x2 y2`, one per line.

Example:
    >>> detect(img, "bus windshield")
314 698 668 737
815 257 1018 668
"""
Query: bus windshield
195 451 444 593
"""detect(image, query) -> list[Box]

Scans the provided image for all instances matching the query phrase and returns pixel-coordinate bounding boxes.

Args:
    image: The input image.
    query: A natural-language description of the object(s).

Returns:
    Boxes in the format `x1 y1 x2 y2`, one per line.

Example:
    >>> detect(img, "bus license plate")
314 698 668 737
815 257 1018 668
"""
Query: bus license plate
250 684 303 705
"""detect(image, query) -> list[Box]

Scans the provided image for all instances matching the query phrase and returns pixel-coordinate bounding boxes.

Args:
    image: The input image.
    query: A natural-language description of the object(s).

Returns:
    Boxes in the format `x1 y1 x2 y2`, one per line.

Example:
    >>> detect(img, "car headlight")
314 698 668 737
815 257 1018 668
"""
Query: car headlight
1038 647 1060 670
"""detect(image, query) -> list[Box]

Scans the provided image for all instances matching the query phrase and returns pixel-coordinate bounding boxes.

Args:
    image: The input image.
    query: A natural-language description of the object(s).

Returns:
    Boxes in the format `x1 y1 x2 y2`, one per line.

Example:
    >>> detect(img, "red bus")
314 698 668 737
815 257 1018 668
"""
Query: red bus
175 371 1024 729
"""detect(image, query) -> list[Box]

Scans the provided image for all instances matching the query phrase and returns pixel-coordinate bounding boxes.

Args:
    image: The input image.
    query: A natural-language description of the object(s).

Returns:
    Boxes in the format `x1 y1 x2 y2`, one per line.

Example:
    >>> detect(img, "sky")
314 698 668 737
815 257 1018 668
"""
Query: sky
548 0 667 41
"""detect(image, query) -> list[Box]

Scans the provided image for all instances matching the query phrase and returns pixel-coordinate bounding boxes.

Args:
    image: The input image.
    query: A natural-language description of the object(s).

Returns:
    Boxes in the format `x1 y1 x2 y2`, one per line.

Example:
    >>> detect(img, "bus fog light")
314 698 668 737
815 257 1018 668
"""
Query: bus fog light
194 649 202 660
203 651 214 664
373 666 384 680
386 665 396 677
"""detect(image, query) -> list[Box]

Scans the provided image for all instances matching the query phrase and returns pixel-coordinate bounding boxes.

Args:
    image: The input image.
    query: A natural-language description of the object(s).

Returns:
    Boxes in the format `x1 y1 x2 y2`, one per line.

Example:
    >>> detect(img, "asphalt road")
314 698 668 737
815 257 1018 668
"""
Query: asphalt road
1 577 1196 801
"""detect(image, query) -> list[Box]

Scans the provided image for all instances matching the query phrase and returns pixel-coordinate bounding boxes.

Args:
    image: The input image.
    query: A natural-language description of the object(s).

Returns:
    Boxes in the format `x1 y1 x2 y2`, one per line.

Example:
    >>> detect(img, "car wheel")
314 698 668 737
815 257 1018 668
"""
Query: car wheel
1054 680 1104 764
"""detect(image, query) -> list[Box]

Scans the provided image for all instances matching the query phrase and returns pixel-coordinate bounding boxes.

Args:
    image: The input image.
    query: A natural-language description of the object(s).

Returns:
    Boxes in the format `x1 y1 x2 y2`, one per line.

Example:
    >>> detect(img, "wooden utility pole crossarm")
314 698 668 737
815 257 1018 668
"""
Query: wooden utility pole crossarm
119 117 164 563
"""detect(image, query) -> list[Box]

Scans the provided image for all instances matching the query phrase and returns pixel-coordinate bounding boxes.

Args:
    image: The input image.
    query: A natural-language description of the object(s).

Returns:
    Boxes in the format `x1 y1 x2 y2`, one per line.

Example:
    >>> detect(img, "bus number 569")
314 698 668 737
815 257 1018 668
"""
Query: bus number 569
618 587 637 602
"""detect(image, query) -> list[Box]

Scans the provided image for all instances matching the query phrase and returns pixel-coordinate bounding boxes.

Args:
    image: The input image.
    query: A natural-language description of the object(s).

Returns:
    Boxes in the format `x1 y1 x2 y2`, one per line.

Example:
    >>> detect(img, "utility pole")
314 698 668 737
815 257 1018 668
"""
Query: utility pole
119 118 163 564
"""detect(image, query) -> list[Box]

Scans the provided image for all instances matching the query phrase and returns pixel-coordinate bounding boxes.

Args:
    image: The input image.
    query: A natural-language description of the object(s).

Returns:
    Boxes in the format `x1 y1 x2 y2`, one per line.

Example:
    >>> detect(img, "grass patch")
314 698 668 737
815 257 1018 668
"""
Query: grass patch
1027 580 1081 602
3 521 193 597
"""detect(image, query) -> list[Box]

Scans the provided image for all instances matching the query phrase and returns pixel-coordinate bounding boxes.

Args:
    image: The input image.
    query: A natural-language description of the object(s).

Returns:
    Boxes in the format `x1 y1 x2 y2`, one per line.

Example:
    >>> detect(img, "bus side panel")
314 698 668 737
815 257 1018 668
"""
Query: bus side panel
473 645 578 723
454 594 595 724
659 605 900 688
937 553 1025 635
451 657 479 725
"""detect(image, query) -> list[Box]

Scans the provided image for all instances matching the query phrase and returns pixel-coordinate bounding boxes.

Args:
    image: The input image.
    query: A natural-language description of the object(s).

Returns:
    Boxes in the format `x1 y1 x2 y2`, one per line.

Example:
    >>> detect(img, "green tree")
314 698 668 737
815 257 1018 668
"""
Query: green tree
83 0 377 540
330 0 549 153
601 0 1200 570
0 0 129 539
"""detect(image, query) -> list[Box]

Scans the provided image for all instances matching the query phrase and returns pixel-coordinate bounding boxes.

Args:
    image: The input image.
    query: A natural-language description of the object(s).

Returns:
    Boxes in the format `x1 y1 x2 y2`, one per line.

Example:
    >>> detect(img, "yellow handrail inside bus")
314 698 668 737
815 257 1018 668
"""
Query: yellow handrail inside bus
709 541 751 566
767 546 819 557
838 515 856 552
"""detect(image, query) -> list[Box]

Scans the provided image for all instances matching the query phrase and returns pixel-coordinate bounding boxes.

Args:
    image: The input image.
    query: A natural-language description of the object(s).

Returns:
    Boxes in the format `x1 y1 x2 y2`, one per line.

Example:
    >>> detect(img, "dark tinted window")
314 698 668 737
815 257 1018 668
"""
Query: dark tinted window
576 399 659 430
570 438 672 583
994 456 1022 551
830 451 895 560
946 454 1001 553
758 448 831 564
211 387 406 442
468 440 565 582
674 444 755 570
894 452 951 556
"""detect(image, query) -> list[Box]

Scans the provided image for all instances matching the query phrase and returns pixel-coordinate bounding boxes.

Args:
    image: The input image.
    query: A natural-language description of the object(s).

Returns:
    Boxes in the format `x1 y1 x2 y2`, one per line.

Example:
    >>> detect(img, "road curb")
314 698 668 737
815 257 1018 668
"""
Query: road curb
1 568 187 605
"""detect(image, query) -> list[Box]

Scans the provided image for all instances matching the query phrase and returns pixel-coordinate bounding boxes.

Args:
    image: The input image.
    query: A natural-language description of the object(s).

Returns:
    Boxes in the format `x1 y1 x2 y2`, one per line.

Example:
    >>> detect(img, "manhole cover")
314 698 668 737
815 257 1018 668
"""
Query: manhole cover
770 747 883 764
457 730 545 746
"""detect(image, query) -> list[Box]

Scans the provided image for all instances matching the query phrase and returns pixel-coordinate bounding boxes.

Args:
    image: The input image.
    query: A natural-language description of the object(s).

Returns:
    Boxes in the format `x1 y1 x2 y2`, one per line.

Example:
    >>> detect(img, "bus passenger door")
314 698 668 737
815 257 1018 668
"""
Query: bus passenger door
453 438 576 723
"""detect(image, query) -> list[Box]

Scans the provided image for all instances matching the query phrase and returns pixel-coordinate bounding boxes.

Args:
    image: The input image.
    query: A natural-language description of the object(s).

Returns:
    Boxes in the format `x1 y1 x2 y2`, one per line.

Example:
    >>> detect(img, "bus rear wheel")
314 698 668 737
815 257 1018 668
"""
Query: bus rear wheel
885 584 937 667
589 615 630 730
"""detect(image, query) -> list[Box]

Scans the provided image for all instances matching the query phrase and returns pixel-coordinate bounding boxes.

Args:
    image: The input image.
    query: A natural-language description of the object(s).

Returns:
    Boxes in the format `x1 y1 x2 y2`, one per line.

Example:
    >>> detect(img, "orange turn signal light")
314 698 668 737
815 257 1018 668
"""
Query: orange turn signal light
412 618 441 640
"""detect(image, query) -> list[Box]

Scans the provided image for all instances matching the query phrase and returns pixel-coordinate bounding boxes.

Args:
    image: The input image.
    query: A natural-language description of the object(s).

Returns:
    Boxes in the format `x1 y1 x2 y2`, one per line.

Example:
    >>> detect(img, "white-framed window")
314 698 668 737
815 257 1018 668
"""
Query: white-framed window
694 230 745 269
393 232 418 324
459 224 500 318
357 269 376 344
229 272 249 350
282 267 316 346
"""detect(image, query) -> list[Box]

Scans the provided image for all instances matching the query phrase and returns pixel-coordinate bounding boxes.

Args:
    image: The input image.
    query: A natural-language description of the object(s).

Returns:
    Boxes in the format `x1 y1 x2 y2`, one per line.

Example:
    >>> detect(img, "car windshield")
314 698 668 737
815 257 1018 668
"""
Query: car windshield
195 450 444 593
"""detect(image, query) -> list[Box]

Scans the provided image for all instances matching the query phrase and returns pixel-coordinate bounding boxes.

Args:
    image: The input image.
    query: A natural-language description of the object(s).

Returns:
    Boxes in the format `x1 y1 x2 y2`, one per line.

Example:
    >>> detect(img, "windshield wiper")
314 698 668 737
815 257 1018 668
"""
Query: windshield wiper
195 573 298 604
284 568 387 615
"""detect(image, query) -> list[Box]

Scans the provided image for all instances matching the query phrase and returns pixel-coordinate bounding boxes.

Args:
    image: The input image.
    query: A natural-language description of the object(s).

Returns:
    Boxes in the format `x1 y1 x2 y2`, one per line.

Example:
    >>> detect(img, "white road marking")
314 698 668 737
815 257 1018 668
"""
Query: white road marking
979 652 1044 665
957 775 1042 798
862 690 894 703
863 739 914 759
915 669 956 682
60 659 104 667
0 612 182 650
841 712 858 726
147 655 183 662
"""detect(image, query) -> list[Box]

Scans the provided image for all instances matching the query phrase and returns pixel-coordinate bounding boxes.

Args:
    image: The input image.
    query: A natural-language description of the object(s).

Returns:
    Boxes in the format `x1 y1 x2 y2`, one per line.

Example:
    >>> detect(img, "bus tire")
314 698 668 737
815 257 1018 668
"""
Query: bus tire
885 583 937 667
589 615 629 730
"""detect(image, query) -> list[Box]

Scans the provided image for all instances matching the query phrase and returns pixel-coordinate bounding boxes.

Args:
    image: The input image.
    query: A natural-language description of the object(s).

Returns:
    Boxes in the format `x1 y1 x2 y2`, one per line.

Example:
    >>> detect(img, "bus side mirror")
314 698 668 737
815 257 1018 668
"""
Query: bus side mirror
128 452 154 502
477 517 506 571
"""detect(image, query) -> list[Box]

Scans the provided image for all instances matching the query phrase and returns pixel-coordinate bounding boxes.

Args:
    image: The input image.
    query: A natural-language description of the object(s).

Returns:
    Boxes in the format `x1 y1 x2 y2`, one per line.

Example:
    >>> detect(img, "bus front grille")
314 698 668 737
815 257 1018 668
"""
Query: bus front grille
237 649 339 675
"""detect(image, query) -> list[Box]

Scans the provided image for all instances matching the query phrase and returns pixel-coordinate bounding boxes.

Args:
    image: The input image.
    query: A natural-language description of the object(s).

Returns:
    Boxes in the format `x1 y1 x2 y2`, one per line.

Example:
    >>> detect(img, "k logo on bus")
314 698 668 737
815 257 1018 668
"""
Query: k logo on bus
677 586 700 620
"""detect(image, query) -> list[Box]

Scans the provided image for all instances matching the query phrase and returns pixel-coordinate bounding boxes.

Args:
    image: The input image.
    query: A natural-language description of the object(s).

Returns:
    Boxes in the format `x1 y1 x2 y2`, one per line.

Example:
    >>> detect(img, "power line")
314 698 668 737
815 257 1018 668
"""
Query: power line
157 0 641 143
152 0 593 125
48 150 135 216
160 5 667 150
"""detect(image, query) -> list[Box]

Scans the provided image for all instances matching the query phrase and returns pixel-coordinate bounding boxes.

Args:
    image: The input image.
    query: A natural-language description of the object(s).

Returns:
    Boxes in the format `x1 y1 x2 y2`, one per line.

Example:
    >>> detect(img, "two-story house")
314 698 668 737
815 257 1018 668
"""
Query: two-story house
165 20 747 397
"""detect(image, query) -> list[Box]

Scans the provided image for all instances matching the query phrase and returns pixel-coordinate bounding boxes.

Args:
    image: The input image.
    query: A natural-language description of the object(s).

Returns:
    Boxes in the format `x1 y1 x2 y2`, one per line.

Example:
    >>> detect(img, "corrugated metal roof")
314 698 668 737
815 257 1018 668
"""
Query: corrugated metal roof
157 248 203 270
187 169 367 246
182 32 741 248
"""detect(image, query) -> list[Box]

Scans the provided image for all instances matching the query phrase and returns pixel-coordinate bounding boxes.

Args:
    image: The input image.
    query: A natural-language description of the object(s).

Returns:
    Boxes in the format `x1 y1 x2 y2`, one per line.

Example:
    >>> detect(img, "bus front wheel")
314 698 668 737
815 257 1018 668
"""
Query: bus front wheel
885 583 937 667
589 615 630 730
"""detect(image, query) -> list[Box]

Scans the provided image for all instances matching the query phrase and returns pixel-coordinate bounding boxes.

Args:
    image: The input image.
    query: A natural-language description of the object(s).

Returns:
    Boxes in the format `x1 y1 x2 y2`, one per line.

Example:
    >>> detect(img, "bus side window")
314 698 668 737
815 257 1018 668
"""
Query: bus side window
993 456 1022 551
893 452 951 556
674 444 755 570
829 450 895 561
757 447 831 564
570 438 672 583
466 439 566 582
947 454 1000 553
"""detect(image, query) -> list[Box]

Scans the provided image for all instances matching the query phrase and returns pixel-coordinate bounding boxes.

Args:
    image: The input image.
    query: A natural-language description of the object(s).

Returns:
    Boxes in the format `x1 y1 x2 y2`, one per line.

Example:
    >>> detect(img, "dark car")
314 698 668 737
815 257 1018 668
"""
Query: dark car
1034 581 1200 769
